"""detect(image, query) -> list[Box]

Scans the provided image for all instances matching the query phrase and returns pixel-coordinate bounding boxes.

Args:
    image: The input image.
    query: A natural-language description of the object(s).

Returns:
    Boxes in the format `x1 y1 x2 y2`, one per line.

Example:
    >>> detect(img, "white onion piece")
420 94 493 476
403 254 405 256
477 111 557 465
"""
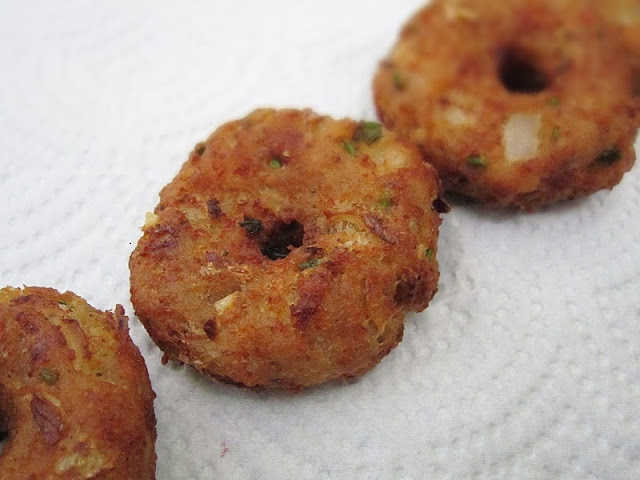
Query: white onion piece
214 292 237 314
503 113 542 164
444 106 472 126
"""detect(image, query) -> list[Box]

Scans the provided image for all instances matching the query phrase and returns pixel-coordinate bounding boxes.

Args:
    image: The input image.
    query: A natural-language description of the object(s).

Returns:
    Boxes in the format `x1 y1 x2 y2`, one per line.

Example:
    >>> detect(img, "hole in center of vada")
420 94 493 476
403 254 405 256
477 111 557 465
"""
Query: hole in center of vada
260 220 304 260
499 47 548 93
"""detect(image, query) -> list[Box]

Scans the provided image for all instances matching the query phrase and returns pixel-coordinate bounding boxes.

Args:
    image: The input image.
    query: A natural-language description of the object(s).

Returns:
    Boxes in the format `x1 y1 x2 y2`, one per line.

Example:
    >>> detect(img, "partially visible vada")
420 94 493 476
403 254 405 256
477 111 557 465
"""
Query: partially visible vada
129 108 447 391
374 0 639 210
0 286 157 479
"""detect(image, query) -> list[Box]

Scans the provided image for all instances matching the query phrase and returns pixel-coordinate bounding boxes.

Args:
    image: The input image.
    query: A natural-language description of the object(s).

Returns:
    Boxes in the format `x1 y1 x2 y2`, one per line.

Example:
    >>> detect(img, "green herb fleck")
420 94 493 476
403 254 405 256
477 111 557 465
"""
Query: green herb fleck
466 155 487 168
221 250 229 257
39 368 59 385
353 121 383 145
195 143 206 156
238 217 262 235
551 126 560 141
597 148 621 165
425 247 434 259
269 157 282 169
392 71 406 91
57 300 73 312
342 140 357 157
298 258 320 270
548 96 561 106
379 192 393 208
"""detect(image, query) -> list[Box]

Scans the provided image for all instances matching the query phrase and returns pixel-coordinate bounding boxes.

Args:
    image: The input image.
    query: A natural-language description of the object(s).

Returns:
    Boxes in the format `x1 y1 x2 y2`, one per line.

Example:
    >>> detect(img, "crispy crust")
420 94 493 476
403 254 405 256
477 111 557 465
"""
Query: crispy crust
129 108 446 390
0 287 157 479
599 0 640 95
373 0 639 210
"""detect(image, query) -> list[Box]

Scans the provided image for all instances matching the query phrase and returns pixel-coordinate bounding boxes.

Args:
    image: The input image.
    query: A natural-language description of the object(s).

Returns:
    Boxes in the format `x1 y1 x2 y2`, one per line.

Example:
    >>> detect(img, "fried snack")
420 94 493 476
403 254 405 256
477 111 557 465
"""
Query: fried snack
0 286 156 479
374 0 639 210
129 108 446 391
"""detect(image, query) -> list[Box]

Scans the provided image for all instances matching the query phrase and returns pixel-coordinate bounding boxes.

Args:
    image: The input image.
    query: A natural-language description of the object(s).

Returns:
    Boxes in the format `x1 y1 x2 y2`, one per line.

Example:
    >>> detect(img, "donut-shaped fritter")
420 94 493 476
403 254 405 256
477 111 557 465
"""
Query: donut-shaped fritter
129 108 446 390
374 0 639 210
0 287 156 479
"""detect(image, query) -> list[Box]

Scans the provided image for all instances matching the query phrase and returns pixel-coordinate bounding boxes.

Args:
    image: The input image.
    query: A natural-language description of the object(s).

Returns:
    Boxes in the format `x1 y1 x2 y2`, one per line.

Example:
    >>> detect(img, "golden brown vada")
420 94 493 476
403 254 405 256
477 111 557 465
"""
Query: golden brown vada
0 286 157 479
129 108 447 391
374 0 639 210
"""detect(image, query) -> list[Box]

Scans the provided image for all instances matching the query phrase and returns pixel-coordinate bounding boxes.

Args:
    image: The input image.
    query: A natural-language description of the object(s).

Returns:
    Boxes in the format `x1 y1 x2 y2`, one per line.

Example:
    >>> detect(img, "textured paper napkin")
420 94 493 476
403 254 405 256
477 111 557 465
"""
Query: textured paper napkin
1 1 639 479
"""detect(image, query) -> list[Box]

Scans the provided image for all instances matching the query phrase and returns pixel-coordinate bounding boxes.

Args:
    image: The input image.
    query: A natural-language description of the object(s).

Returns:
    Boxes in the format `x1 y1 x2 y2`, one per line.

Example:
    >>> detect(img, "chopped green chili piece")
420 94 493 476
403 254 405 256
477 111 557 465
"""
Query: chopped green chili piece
57 300 73 312
39 368 59 385
195 143 206 155
342 140 357 157
269 157 282 169
379 192 393 208
425 247 434 259
298 258 320 270
551 126 560 141
392 71 406 91
466 155 487 168
353 121 383 145
597 148 621 165
238 217 262 235
548 96 561 106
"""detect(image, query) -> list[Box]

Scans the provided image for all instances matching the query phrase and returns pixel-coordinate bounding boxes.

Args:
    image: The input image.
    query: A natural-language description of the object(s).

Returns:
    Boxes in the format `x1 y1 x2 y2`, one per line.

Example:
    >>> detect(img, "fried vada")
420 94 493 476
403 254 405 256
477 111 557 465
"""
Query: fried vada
129 108 447 391
374 0 639 210
0 286 157 479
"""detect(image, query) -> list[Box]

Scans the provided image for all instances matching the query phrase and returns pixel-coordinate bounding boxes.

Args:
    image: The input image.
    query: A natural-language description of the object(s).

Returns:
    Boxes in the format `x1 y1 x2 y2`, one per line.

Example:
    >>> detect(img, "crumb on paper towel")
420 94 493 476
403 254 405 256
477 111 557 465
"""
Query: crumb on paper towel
220 442 229 458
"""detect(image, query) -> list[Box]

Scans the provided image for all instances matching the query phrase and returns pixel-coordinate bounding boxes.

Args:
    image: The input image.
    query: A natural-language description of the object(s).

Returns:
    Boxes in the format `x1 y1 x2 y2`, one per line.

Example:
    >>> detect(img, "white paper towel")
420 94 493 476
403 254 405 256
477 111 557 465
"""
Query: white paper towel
1 1 639 478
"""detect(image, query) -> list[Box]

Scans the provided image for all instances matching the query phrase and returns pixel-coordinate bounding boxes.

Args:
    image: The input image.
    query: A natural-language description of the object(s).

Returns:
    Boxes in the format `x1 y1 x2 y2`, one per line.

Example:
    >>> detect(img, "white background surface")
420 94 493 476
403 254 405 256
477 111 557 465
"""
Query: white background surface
1 1 639 479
